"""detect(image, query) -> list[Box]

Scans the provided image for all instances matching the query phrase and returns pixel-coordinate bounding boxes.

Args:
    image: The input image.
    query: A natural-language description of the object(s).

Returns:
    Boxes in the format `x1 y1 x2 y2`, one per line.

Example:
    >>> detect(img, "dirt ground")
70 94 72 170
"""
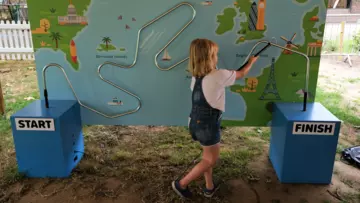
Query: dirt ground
318 56 360 108
0 58 360 203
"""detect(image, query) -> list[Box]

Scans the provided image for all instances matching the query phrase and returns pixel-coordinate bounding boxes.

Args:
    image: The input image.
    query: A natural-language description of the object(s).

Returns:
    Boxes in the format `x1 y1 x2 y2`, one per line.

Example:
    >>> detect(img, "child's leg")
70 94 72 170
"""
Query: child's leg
179 143 220 189
204 167 214 189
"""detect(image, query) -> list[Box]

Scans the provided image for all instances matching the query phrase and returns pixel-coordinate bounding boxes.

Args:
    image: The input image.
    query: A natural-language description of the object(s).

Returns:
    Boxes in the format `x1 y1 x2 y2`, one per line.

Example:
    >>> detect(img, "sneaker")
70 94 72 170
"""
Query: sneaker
171 180 192 199
202 182 221 198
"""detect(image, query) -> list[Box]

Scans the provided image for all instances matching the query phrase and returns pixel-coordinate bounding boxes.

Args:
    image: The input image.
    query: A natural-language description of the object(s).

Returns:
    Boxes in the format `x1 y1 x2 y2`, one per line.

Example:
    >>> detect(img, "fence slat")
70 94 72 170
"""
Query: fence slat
7 29 16 60
18 28 26 60
23 28 31 48
0 20 34 60
13 29 21 60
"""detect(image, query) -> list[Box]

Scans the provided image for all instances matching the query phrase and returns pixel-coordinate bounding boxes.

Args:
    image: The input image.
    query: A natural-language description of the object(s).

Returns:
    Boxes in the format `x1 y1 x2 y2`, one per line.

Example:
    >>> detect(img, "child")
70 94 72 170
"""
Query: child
172 38 258 199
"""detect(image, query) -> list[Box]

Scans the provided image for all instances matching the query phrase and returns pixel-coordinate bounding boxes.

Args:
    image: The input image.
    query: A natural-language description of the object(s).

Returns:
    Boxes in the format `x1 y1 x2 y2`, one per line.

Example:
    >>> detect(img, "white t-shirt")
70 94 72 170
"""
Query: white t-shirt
190 69 236 112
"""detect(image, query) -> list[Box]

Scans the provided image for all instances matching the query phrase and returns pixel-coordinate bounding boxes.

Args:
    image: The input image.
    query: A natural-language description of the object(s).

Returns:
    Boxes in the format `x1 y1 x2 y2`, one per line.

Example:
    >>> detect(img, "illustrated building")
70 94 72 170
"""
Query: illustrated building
248 2 258 31
58 0 88 25
259 57 281 100
307 42 322 56
256 0 266 30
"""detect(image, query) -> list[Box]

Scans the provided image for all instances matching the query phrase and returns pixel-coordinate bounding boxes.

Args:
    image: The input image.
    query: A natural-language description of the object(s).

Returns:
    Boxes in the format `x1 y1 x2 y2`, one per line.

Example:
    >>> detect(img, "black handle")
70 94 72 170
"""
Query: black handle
44 89 49 108
303 92 307 111
237 43 271 71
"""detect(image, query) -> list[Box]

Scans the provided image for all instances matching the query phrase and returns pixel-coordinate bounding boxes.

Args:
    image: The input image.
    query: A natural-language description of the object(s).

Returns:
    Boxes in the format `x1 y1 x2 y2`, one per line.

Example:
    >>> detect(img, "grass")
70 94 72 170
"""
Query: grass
72 125 262 202
337 143 350 153
323 39 358 54
0 93 40 185
341 192 360 203
315 88 360 126
347 78 360 84
0 92 40 137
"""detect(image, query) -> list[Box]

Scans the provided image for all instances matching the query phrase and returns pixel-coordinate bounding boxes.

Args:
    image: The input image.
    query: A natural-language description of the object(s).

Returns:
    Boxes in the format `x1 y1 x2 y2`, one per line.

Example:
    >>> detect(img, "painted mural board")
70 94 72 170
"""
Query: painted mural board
27 0 328 126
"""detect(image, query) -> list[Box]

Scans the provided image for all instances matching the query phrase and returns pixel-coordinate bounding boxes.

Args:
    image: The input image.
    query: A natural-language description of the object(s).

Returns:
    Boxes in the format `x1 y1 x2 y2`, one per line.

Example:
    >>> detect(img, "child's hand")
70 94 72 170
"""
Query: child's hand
249 56 259 64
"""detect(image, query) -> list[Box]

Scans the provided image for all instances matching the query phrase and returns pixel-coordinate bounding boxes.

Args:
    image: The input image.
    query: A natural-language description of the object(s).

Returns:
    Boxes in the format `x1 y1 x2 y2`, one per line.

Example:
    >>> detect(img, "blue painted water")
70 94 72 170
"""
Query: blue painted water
36 0 327 125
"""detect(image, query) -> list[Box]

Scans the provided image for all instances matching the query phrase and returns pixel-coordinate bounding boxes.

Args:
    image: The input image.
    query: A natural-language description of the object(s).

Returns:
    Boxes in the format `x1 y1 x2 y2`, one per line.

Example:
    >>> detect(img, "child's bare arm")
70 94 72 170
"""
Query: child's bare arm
235 56 258 79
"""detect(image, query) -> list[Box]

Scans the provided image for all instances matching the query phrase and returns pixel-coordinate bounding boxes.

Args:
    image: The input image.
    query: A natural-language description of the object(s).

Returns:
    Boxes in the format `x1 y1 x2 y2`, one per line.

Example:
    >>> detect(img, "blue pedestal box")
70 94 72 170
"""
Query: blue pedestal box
10 100 84 178
270 102 341 184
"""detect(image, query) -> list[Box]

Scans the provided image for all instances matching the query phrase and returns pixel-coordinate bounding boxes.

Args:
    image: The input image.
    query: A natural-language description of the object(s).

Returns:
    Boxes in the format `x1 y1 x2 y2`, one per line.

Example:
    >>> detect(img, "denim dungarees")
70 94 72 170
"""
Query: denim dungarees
189 77 222 146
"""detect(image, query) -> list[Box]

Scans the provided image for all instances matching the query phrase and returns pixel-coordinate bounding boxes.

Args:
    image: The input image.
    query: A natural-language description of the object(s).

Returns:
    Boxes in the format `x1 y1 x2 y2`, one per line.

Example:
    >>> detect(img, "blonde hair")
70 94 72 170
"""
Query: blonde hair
188 38 218 78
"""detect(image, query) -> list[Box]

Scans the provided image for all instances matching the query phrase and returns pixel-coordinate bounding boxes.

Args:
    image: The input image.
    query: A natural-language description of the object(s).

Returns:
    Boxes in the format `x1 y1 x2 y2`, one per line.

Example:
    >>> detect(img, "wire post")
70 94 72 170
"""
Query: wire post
42 65 49 109
44 89 49 108
303 92 308 111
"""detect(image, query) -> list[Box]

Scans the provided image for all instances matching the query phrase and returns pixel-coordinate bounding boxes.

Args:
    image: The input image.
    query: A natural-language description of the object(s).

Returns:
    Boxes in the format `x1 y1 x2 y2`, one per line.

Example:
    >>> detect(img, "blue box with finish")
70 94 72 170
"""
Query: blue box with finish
270 102 341 184
10 100 84 178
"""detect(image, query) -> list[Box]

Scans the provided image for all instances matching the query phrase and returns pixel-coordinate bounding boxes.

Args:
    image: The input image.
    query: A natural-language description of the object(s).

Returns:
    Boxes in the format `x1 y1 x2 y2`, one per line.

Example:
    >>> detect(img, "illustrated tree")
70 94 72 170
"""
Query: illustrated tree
49 8 56 13
50 32 62 49
102 37 112 50
40 19 51 32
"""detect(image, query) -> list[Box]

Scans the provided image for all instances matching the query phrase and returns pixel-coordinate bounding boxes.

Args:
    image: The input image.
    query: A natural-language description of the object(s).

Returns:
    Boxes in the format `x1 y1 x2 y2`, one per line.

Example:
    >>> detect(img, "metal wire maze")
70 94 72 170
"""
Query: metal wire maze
42 2 196 118
242 40 310 111
97 2 196 74
42 63 142 118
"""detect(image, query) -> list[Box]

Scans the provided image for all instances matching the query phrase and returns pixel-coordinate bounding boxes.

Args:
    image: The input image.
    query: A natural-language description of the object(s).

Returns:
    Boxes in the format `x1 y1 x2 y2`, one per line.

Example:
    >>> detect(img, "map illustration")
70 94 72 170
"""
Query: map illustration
27 0 328 126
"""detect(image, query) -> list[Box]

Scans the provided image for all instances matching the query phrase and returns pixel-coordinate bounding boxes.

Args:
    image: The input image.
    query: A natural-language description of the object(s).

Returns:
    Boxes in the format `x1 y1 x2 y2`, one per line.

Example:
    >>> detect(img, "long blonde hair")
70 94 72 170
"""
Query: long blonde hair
188 38 218 78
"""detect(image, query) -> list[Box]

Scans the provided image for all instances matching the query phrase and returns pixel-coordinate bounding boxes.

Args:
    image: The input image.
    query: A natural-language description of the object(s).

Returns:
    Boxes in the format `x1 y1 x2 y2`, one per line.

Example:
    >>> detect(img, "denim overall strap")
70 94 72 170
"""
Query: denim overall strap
190 77 220 119
189 76 222 146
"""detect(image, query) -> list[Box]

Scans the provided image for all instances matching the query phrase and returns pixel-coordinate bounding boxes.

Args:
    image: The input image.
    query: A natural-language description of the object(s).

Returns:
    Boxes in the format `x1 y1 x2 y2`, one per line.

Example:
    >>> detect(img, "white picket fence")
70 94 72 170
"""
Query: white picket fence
0 20 34 60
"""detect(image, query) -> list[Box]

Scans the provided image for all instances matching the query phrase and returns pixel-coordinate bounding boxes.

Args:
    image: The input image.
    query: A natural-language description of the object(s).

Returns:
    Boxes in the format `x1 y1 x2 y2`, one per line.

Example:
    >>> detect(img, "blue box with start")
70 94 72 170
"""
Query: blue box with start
10 100 84 178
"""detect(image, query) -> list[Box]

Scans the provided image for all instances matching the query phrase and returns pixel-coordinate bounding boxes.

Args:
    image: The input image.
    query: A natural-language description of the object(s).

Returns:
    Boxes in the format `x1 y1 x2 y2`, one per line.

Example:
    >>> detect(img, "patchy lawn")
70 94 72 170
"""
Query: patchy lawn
0 58 360 203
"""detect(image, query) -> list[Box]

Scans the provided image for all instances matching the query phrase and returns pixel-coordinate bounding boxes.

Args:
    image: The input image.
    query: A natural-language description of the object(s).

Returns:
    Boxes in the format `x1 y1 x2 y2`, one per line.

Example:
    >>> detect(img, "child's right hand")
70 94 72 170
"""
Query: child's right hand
249 56 259 64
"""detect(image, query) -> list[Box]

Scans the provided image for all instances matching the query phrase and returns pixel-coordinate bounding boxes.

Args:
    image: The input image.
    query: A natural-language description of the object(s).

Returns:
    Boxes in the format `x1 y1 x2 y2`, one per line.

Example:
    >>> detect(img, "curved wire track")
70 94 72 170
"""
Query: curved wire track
42 2 196 119
42 63 142 118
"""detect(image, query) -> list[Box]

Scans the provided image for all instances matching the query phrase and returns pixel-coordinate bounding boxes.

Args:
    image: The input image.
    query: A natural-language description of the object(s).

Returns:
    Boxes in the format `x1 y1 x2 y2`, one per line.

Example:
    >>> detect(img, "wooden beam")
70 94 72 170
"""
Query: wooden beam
339 21 345 60
0 80 5 116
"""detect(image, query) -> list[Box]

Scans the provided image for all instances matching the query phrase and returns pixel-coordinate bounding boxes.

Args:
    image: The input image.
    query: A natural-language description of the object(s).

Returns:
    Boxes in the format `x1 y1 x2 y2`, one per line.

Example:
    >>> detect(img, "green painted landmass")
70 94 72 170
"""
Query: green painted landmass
27 0 91 71
215 0 267 44
296 0 308 3
316 23 325 38
235 0 266 43
97 44 117 52
324 0 329 7
216 8 237 35
223 6 323 126
236 25 267 43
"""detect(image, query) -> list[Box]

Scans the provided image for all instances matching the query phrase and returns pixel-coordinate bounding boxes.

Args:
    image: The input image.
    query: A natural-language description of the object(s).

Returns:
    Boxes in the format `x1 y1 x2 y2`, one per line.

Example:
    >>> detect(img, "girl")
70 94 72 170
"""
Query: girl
172 38 258 199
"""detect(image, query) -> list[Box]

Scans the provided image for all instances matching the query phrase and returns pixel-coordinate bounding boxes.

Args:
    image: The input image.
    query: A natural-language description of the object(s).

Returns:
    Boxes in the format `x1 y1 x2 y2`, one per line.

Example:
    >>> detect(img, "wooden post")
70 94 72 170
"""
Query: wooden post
339 21 345 61
0 80 5 116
